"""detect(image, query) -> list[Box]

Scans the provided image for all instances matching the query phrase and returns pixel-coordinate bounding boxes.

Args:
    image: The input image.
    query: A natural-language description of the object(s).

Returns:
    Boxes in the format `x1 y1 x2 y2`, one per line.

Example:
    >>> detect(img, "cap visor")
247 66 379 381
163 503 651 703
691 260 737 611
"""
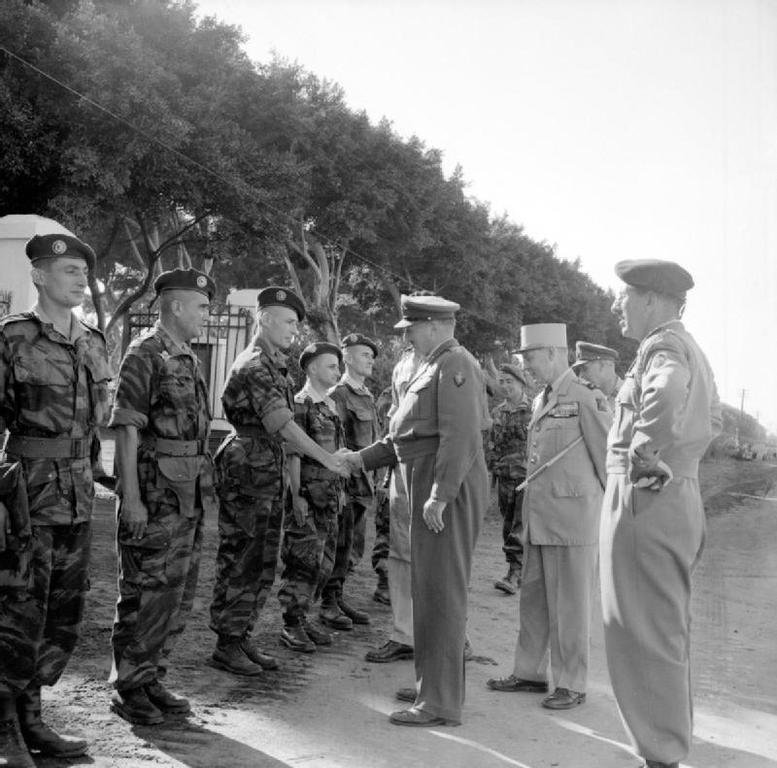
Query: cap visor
393 318 413 329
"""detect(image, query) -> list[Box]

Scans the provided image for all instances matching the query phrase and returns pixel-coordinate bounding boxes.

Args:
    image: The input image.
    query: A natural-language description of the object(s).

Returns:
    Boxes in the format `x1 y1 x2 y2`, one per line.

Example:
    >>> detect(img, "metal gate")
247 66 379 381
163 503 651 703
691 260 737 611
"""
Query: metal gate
123 306 254 420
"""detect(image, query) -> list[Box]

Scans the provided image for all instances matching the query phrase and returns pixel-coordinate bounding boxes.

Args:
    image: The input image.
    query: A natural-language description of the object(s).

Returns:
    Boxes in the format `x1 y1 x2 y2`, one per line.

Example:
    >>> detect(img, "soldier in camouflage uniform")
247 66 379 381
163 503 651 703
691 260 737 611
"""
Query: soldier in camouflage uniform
486 364 531 595
209 288 348 674
108 268 217 727
319 333 380 630
0 234 112 766
370 384 393 605
278 342 345 651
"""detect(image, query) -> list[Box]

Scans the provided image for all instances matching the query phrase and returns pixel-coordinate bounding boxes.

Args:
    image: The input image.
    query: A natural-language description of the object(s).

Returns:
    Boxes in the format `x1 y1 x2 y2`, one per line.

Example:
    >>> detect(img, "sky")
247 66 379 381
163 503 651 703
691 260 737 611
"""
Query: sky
197 0 777 433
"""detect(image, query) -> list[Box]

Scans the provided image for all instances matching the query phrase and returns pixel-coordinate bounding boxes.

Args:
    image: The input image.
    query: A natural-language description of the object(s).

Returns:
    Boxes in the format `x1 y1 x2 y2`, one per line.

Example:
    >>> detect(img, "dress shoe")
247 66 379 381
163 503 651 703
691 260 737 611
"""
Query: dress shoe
240 635 280 670
17 686 88 757
337 598 370 625
301 618 332 645
541 687 586 709
211 639 266 675
646 761 679 768
145 681 191 714
494 564 520 595
395 687 417 703
486 674 548 693
279 624 316 653
0 707 36 768
389 707 452 727
319 602 354 630
365 640 414 663
110 688 165 726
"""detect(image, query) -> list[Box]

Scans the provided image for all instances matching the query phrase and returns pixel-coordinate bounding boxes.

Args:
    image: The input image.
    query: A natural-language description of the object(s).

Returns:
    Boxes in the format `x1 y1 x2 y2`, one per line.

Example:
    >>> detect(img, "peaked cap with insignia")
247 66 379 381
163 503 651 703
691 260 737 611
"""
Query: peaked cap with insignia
257 285 305 321
299 341 342 371
341 332 379 357
572 341 619 370
394 294 460 329
153 268 216 300
26 233 96 270
614 259 694 298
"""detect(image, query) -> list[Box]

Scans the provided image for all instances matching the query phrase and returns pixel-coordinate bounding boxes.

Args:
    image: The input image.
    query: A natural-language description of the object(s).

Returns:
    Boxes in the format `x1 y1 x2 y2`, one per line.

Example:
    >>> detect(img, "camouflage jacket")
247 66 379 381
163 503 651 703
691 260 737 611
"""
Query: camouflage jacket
109 321 214 517
290 382 345 489
0 309 112 524
330 376 379 498
215 335 295 501
486 398 532 480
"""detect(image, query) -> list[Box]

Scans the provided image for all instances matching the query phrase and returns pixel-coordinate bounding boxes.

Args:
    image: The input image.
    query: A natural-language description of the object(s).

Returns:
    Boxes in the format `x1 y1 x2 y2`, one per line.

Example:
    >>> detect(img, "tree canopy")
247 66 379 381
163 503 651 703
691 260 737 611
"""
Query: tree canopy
0 0 635 373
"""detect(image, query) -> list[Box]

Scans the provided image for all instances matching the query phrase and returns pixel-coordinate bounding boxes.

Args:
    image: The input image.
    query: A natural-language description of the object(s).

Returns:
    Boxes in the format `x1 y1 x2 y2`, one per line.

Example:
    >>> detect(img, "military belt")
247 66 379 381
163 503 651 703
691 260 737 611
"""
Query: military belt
150 437 207 456
4 434 92 459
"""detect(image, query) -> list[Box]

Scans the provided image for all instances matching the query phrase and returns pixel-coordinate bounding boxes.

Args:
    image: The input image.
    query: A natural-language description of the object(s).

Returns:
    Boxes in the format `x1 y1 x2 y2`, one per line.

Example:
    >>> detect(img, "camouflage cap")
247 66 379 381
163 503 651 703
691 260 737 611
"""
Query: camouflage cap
299 341 343 371
153 268 216 300
25 234 96 270
341 332 379 357
615 259 694 297
257 286 306 321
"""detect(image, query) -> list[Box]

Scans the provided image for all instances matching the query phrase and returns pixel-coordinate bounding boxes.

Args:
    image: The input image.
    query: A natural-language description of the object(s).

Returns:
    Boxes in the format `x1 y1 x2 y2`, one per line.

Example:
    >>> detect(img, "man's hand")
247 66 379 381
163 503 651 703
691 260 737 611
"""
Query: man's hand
120 499 149 540
335 448 363 476
422 498 447 533
291 494 310 526
0 500 9 552
323 451 352 479
631 459 674 491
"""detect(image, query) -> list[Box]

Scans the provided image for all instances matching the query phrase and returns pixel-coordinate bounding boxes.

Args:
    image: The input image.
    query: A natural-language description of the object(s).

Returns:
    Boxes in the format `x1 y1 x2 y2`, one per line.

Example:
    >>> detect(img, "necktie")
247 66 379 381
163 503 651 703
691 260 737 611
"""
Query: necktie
542 384 552 407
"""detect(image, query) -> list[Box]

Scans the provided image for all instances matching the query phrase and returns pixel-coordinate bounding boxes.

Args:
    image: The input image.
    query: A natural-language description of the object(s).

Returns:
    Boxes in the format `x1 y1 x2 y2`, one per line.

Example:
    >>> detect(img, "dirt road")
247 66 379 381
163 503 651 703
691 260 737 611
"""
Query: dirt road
33 458 777 768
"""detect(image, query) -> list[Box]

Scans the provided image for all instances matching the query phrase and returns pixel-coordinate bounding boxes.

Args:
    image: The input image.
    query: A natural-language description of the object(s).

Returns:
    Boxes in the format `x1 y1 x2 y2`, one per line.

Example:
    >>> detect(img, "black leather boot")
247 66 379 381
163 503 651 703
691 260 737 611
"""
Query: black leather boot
0 692 35 768
17 686 88 757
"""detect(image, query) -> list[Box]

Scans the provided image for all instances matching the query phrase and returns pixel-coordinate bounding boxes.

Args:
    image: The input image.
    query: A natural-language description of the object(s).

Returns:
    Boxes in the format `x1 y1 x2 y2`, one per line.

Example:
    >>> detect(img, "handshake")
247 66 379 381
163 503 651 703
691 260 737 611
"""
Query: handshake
325 448 364 479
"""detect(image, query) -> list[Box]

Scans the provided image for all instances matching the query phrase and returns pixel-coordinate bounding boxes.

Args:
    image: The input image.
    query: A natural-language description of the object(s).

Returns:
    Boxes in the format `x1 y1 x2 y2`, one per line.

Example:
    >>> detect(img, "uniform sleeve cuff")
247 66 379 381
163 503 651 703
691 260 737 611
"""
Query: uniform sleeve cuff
108 408 148 429
262 407 294 434
430 481 456 504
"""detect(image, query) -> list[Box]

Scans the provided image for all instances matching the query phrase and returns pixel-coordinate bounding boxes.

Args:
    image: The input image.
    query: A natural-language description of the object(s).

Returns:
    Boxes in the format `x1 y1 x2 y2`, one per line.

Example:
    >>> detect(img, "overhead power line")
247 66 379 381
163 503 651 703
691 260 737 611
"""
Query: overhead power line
1 43 517 336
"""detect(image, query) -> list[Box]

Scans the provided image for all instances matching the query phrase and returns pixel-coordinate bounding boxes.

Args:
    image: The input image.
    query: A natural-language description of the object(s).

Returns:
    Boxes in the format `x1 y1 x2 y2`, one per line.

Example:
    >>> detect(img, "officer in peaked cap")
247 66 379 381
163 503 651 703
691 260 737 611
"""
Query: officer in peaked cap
153 268 216 300
602 258 720 768
257 286 306 321
26 233 96 270
572 342 622 410
393 294 460 329
345 291 489 727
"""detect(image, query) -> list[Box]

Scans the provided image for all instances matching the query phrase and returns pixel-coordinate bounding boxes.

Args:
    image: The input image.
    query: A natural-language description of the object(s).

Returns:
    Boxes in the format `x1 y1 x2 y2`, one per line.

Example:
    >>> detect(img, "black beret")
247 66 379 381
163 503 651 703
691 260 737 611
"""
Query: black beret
614 259 694 297
341 332 379 357
257 286 305 321
153 268 216 300
299 341 343 371
499 364 528 387
26 234 96 270
572 341 619 369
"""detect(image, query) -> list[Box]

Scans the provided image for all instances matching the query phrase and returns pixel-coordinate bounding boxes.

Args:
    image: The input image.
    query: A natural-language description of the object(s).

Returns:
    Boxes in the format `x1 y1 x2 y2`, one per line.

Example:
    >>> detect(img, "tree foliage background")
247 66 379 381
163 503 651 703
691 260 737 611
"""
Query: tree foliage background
1 0 636 384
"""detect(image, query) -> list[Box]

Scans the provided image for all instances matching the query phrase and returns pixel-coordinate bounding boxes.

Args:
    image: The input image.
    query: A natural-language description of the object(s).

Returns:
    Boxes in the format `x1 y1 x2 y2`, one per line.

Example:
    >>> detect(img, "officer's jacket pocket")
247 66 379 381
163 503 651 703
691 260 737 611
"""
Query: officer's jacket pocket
550 480 586 498
405 373 435 420
348 405 376 447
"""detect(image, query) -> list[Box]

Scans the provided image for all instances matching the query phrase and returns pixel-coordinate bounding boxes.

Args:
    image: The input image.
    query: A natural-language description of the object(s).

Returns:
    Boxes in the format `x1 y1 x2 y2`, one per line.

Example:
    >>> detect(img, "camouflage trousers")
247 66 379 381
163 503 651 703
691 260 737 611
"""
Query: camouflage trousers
496 478 525 568
278 486 339 623
0 523 91 694
371 487 390 576
321 495 370 604
209 494 284 639
111 498 203 691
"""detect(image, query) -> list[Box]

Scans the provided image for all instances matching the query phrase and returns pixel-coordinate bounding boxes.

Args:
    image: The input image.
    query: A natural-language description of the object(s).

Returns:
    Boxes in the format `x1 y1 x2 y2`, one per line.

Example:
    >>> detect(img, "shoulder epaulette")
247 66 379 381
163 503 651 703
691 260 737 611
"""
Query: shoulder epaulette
0 311 39 330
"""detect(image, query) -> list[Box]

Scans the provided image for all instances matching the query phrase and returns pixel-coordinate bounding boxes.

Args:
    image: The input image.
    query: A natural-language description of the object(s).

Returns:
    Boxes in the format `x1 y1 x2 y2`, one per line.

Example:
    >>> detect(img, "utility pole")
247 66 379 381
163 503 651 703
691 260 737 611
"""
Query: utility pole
736 389 746 447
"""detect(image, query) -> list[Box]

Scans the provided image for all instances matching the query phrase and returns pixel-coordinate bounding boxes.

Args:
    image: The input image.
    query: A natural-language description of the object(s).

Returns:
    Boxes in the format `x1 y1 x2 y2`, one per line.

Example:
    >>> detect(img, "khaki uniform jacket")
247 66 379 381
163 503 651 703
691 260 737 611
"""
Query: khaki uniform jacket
523 368 611 545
